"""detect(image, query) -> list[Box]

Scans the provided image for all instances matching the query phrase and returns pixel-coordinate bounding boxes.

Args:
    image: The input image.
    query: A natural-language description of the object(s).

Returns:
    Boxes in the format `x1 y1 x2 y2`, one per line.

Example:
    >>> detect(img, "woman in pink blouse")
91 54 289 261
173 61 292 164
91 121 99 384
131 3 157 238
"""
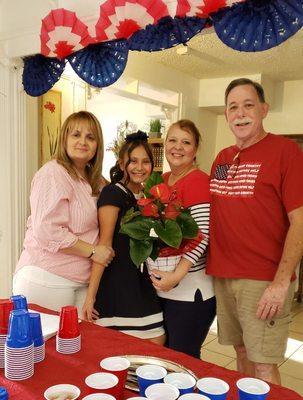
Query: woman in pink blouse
13 111 114 312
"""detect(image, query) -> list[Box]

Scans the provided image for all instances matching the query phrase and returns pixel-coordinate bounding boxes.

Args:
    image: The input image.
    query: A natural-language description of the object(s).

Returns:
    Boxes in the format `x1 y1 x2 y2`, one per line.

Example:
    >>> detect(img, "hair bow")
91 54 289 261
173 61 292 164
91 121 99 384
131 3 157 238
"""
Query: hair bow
126 130 148 143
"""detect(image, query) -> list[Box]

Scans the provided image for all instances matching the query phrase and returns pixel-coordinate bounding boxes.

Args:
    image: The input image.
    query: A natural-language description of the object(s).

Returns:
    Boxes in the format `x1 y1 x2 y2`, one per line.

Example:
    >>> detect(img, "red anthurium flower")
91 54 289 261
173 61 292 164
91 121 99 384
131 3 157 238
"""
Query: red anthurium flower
137 197 154 206
141 203 159 218
150 183 170 203
164 200 182 220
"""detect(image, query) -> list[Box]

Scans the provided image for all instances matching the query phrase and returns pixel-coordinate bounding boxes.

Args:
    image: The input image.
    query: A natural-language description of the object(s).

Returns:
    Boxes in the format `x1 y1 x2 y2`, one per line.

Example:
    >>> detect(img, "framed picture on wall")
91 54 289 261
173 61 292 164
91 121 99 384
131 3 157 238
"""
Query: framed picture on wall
40 89 62 166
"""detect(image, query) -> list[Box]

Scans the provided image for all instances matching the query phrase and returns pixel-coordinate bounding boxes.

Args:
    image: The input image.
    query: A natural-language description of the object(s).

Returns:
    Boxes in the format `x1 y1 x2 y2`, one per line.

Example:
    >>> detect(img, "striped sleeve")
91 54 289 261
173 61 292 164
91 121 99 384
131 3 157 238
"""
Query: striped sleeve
182 202 210 266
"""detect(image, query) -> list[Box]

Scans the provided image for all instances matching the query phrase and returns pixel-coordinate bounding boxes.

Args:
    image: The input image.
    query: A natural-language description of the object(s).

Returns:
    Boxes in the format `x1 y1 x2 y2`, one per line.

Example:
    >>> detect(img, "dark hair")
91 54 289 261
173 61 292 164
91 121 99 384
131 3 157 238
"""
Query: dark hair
167 119 201 147
225 78 266 105
110 131 154 184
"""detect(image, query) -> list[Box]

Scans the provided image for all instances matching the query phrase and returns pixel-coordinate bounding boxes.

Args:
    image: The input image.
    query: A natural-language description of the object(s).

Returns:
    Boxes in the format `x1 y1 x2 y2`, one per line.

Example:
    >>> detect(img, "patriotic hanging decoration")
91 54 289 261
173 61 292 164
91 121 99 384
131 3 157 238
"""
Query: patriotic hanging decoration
23 0 303 96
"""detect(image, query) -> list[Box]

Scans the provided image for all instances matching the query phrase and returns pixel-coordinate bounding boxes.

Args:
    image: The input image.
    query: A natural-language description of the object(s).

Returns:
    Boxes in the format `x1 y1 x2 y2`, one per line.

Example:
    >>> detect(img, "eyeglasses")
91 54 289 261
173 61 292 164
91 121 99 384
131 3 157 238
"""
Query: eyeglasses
229 151 240 179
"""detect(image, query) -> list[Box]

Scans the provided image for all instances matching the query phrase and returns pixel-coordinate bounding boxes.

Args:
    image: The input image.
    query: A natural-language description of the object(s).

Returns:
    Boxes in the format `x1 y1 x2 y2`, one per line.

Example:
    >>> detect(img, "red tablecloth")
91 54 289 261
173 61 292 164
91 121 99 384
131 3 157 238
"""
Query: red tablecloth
0 305 301 399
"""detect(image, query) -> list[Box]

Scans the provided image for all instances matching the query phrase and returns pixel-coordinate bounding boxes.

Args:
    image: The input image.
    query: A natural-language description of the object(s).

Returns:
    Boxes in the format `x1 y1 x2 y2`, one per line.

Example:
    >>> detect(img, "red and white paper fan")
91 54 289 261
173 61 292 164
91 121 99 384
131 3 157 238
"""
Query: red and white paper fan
40 8 95 59
95 0 169 41
175 0 246 18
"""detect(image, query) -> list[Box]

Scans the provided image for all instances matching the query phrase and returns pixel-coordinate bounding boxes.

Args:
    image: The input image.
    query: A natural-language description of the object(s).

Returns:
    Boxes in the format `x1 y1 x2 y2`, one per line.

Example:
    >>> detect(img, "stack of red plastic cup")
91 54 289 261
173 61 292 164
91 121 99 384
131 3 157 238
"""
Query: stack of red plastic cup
0 300 14 369
5 309 34 380
56 306 81 354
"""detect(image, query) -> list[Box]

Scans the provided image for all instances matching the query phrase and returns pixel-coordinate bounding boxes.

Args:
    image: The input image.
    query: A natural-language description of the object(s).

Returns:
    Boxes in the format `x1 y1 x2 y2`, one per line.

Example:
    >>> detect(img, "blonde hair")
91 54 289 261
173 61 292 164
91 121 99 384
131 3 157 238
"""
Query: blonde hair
56 111 104 196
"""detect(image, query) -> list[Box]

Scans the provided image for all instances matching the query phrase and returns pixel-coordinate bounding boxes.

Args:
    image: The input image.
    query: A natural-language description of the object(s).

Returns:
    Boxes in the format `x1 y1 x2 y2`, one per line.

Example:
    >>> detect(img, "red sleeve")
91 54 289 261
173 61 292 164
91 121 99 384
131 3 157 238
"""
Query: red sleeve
281 141 303 213
181 170 210 208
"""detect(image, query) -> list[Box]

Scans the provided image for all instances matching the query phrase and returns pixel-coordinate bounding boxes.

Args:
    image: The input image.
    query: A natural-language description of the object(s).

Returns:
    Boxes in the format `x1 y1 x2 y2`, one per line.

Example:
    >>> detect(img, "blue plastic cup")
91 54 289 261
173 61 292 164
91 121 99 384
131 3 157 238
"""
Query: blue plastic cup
196 378 229 400
237 378 270 400
6 310 33 348
164 372 196 395
10 295 28 311
136 365 167 396
29 312 44 347
0 387 8 400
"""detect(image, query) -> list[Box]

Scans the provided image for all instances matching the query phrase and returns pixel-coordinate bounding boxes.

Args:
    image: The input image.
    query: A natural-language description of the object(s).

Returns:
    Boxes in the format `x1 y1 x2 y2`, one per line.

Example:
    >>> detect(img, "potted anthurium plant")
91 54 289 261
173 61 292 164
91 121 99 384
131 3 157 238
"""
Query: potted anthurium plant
120 172 201 267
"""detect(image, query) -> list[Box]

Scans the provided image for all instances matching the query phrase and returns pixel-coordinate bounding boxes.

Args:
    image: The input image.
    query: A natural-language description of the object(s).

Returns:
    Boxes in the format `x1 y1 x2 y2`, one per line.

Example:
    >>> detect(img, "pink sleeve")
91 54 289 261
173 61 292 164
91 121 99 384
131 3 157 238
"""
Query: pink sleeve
30 164 78 253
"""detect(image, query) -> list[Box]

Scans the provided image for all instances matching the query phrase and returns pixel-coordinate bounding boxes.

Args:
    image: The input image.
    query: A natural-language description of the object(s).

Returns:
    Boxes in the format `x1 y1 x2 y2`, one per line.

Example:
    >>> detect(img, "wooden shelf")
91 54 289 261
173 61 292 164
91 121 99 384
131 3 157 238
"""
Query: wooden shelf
148 138 164 172
153 167 163 172
148 137 163 144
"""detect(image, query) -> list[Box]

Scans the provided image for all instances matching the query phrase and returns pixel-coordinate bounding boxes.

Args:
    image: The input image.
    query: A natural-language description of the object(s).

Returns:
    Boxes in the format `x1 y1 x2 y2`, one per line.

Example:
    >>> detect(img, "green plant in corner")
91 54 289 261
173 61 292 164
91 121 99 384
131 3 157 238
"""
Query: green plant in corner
149 119 162 133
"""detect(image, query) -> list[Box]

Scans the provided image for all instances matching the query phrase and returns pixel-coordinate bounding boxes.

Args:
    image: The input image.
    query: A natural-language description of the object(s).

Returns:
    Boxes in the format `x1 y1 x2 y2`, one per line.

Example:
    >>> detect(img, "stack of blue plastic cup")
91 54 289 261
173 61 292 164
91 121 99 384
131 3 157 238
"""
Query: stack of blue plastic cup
5 309 34 380
10 295 28 311
29 312 45 363
0 387 8 399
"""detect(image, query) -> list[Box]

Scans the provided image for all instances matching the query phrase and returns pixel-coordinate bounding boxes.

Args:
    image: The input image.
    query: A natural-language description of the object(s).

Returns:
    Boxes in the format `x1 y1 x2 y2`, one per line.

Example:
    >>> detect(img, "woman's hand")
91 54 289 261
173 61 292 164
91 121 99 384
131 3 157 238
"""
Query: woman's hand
150 270 180 292
82 297 100 322
92 245 115 266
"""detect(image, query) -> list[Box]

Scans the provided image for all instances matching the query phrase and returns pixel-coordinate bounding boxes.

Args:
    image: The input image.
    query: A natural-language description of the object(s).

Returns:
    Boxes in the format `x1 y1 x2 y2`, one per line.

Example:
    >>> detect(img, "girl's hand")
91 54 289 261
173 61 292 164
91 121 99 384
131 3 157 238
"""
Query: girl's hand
150 270 180 292
92 245 115 266
82 297 99 322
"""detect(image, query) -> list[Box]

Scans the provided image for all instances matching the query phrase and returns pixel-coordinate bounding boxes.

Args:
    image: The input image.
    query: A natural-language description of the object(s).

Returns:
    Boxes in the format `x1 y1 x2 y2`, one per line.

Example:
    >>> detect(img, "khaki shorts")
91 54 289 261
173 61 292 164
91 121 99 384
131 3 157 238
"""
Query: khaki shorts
214 278 295 364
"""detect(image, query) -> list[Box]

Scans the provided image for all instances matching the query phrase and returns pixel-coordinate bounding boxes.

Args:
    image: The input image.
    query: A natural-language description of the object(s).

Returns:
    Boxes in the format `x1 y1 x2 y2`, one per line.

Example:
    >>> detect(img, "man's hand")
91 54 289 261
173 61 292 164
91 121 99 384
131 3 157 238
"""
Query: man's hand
150 270 180 292
256 281 290 320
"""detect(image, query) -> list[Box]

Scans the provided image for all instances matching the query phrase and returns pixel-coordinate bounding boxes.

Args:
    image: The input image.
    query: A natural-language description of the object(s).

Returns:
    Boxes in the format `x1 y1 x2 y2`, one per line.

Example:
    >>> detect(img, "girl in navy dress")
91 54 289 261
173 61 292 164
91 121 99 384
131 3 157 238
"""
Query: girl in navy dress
82 132 165 344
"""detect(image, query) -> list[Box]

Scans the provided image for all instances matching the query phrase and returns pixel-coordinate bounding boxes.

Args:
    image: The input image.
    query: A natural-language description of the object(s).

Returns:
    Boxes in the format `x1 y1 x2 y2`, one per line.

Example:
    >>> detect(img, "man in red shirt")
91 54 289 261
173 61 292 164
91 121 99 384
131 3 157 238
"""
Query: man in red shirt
206 78 303 384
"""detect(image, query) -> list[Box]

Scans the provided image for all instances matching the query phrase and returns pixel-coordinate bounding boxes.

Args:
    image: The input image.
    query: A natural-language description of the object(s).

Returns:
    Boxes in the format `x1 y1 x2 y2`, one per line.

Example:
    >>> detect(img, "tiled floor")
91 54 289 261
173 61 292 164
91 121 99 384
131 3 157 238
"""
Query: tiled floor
201 300 303 396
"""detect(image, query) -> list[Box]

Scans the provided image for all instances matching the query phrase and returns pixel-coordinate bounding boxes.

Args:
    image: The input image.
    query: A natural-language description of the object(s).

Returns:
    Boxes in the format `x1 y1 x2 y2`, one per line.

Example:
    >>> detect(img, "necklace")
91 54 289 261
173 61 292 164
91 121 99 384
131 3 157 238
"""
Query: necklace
169 165 195 186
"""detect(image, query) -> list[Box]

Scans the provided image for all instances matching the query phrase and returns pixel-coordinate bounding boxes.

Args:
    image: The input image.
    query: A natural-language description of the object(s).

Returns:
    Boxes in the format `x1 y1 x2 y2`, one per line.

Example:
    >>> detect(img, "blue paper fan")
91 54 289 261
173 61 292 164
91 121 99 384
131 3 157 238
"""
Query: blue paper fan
22 55 65 96
67 40 129 88
212 0 303 52
129 16 207 52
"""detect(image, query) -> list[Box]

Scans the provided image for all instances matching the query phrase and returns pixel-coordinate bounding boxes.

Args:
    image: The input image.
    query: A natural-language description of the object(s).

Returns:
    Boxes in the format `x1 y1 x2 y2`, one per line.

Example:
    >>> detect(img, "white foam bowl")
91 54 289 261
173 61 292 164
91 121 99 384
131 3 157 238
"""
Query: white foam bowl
237 378 270 395
164 372 196 389
44 384 80 400
85 372 118 390
145 383 179 400
82 394 116 400
100 356 130 371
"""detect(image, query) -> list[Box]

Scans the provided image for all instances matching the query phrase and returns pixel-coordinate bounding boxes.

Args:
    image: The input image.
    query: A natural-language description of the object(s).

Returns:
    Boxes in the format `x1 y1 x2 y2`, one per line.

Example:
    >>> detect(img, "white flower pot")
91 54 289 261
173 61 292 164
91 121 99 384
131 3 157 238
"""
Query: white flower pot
146 256 180 273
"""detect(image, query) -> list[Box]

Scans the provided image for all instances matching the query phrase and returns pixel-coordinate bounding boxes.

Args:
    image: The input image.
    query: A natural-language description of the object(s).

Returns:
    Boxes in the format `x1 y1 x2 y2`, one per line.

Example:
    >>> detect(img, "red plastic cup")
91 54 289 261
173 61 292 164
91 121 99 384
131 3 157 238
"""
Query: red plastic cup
85 372 119 397
58 306 80 339
0 299 14 334
100 356 130 400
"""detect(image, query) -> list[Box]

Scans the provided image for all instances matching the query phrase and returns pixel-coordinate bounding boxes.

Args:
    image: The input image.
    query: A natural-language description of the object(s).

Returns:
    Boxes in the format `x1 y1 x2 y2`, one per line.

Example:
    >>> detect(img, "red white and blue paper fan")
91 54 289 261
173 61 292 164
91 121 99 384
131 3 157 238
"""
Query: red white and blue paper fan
22 55 65 97
41 8 95 59
174 0 246 18
95 0 169 41
67 40 129 88
21 0 303 96
211 0 303 52
129 16 207 51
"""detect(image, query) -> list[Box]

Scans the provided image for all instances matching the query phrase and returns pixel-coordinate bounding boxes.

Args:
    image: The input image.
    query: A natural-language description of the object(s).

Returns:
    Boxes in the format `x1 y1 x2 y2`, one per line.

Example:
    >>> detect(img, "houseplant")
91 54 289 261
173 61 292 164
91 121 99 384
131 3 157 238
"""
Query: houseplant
120 172 201 266
149 119 162 138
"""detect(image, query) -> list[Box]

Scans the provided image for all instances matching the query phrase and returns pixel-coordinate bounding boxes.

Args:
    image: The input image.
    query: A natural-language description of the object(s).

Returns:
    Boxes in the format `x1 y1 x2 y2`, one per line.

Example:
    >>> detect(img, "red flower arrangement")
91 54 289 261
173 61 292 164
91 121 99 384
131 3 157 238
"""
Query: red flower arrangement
120 172 202 266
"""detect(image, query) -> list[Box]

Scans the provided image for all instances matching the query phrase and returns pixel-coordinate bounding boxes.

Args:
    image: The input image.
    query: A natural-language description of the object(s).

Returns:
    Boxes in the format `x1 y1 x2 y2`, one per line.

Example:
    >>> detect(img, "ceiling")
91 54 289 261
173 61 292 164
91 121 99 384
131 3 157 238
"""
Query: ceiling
137 28 303 82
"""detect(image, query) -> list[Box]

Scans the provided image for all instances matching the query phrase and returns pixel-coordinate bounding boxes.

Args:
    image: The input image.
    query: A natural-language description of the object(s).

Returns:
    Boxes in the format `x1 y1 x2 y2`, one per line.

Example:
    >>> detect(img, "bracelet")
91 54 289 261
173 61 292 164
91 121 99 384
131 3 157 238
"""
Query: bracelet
88 246 96 259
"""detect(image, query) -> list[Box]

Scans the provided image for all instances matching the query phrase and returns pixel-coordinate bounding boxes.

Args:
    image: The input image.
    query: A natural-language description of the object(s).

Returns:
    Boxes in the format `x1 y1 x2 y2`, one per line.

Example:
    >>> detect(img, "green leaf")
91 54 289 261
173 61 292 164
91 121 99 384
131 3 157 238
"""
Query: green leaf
176 211 199 239
144 172 163 198
149 241 160 261
130 238 153 266
120 217 153 240
154 219 182 248
121 208 141 224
